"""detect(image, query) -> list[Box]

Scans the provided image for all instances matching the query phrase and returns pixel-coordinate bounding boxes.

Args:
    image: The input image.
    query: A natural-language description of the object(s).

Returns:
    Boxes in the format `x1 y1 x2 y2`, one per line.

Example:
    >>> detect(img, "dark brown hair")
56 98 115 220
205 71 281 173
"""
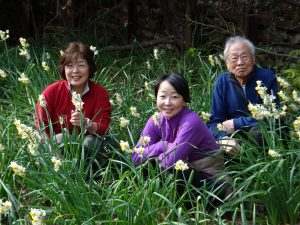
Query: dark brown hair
59 42 96 79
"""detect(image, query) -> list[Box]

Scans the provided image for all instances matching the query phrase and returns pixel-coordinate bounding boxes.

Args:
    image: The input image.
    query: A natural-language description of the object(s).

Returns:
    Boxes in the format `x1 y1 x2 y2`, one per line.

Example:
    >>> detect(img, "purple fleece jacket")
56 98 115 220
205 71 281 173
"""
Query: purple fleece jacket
132 107 218 169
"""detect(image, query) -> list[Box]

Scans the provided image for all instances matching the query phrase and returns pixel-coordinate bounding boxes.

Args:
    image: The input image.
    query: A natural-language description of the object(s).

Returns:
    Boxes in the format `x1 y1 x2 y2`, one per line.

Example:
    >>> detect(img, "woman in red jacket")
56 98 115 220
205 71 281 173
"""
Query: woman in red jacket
35 42 111 152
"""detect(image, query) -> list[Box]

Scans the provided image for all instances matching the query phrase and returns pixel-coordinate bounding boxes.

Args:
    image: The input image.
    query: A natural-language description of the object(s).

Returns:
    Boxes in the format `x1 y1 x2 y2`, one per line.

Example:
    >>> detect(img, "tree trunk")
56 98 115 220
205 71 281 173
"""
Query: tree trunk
127 0 137 43
159 0 194 52
64 0 74 29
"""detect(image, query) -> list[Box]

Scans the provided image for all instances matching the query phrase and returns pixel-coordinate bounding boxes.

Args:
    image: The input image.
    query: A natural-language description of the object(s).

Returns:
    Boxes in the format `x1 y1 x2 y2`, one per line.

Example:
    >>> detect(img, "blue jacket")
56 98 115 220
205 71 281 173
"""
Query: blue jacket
207 65 279 140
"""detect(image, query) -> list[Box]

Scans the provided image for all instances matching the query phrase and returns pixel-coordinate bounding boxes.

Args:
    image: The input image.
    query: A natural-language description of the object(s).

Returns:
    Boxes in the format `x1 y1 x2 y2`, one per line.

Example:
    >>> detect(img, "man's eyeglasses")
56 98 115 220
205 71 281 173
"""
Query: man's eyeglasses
227 54 251 63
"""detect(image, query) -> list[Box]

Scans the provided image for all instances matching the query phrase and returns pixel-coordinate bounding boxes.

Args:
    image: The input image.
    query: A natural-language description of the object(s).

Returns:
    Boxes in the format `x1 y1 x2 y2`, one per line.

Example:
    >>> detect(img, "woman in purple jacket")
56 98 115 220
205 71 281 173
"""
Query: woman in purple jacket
132 72 224 181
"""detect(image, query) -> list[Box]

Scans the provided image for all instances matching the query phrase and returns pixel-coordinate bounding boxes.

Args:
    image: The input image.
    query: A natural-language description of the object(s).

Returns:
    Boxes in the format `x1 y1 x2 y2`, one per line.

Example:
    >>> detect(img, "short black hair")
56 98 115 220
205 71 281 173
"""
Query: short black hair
154 72 191 103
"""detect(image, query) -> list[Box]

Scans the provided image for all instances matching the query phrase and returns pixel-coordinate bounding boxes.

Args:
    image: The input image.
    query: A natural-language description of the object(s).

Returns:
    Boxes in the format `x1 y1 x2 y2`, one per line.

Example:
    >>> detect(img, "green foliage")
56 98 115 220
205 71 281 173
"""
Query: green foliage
280 49 300 90
0 37 299 225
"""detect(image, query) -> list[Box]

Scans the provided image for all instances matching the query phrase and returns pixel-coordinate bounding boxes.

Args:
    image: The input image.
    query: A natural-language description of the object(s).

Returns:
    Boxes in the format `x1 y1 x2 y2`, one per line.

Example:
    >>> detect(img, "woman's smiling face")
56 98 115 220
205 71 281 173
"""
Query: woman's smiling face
156 80 186 118
65 56 89 93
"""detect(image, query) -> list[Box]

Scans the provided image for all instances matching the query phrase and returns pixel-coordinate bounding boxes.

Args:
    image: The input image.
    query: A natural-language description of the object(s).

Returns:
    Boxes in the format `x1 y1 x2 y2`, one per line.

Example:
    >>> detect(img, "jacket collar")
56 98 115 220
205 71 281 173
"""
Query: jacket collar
66 80 90 96
162 107 188 123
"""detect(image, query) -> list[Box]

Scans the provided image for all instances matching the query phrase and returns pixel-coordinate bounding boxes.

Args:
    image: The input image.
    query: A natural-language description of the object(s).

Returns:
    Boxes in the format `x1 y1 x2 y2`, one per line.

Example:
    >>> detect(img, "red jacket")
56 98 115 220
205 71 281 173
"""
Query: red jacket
35 80 111 137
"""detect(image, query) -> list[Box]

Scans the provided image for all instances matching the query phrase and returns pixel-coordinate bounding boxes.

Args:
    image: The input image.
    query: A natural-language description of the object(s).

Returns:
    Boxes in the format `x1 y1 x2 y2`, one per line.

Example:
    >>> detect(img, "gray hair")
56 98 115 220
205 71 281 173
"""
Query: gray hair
223 36 255 60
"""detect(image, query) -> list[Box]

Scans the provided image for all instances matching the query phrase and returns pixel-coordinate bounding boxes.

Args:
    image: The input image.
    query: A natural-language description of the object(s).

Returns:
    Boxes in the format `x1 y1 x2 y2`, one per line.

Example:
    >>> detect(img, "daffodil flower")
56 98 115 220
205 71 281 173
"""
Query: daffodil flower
30 208 46 225
133 146 145 158
217 123 226 131
71 91 84 111
115 93 123 105
51 156 62 172
146 61 151 70
268 149 281 158
277 77 290 89
140 135 151 147
130 106 140 117
39 95 46 108
120 140 132 153
152 112 160 125
0 29 9 41
0 69 7 78
18 73 29 84
9 161 26 176
153 48 160 60
41 61 50 71
90 45 98 55
200 112 211 122
120 117 130 127
0 199 12 214
175 160 189 171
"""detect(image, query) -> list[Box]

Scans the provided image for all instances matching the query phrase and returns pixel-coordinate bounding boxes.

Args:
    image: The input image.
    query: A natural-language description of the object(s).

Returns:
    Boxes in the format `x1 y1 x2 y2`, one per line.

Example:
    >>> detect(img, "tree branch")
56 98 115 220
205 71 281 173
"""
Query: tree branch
285 0 300 6
100 36 175 52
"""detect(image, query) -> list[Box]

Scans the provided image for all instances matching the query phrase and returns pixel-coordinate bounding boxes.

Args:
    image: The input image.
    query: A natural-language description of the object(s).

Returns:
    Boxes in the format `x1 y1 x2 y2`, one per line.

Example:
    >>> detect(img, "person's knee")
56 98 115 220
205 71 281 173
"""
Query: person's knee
54 133 64 144
249 125 263 145
84 135 101 150
54 130 71 145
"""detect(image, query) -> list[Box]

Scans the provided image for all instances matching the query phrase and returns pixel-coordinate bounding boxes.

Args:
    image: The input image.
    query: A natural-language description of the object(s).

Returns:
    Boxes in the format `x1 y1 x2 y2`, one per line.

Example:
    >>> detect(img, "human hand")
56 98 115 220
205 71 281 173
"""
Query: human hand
70 110 83 127
218 137 240 154
222 119 235 134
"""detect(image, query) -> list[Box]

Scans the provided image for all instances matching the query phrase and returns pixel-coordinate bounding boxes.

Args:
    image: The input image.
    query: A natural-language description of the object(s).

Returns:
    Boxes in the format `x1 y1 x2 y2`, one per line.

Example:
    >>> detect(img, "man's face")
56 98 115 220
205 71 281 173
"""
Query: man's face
225 41 255 84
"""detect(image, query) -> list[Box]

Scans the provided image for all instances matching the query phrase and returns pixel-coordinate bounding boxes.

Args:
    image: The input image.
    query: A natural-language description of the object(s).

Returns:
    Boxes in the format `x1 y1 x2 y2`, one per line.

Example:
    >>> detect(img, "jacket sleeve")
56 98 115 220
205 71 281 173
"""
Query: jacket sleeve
233 116 258 130
35 89 54 138
157 120 206 169
132 116 166 164
93 89 112 135
207 77 229 140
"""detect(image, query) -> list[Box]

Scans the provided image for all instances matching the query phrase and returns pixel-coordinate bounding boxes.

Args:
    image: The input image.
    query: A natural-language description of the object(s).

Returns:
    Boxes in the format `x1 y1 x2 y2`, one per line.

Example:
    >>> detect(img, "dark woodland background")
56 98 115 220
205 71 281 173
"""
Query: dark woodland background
1 0 300 67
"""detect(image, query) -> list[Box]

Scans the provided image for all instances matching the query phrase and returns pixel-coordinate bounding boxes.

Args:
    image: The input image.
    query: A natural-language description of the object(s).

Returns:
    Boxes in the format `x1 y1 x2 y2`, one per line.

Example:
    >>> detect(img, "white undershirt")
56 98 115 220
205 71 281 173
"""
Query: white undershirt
242 85 246 95
68 81 90 96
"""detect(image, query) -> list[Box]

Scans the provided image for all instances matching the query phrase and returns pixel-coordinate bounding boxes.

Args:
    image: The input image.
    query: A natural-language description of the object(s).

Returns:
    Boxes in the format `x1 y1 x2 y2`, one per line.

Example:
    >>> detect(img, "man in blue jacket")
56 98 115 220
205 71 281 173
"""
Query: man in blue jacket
207 36 279 153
